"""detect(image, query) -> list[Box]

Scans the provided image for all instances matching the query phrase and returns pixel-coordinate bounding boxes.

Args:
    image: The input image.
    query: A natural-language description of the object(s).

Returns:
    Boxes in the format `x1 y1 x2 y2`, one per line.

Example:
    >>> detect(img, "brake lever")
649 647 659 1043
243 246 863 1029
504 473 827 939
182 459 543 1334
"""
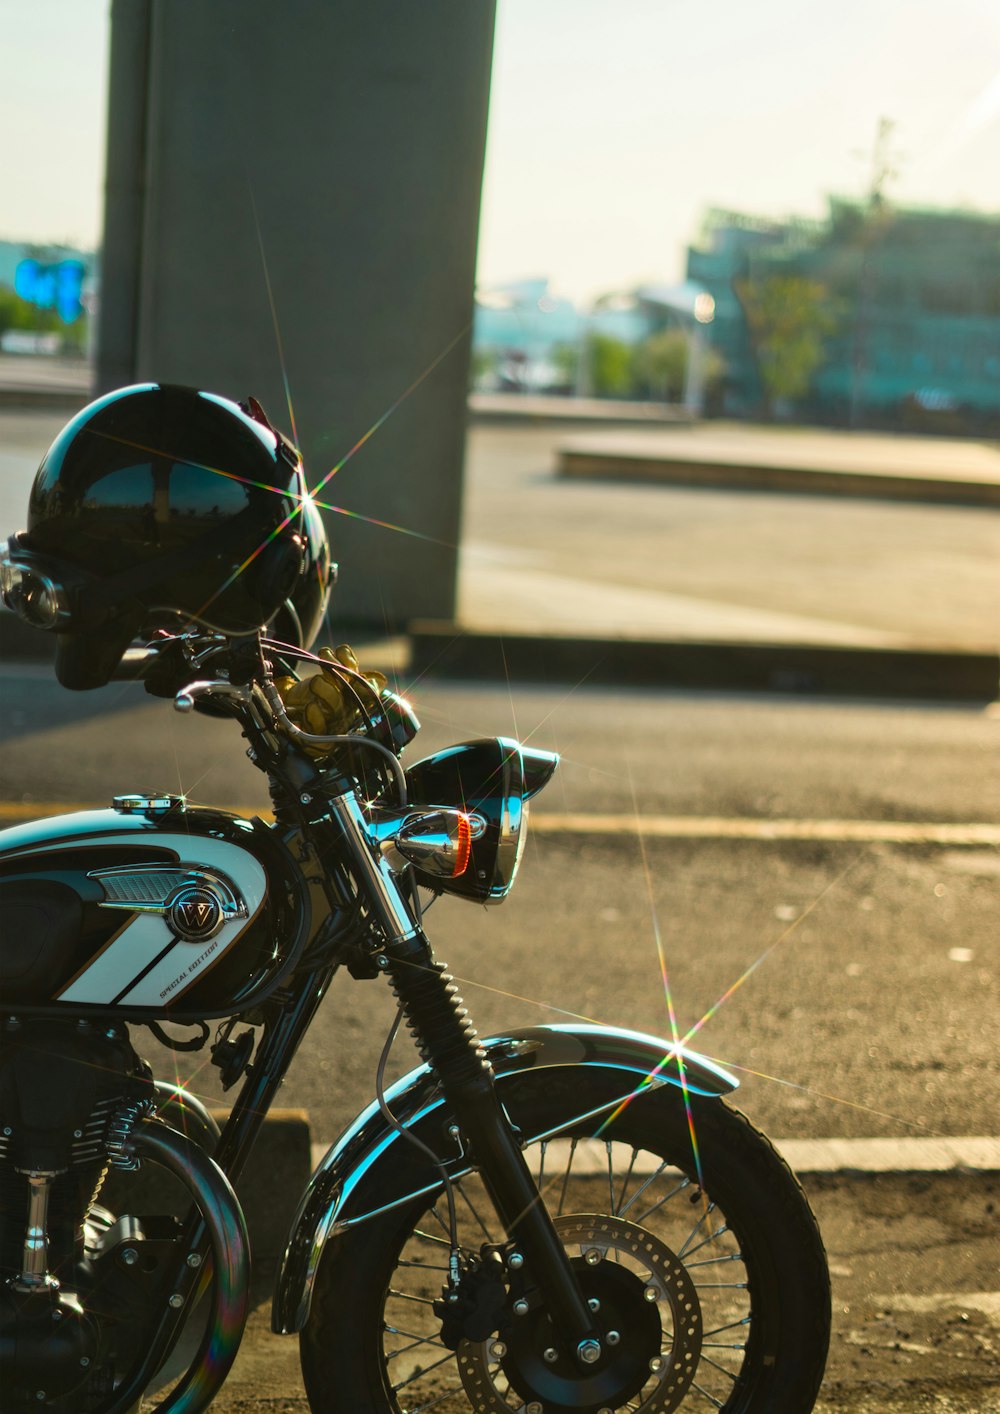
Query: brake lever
174 680 254 714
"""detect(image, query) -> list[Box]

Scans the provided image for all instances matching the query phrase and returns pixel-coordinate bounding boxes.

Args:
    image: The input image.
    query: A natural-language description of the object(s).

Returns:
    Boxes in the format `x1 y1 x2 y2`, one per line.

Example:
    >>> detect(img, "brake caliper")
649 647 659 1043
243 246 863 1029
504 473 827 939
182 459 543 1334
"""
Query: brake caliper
434 1247 510 1350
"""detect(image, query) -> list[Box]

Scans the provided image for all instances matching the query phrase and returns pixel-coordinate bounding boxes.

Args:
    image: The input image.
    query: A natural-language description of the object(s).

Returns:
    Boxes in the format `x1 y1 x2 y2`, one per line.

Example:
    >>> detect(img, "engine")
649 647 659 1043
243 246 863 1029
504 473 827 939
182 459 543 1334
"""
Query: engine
0 1017 159 1409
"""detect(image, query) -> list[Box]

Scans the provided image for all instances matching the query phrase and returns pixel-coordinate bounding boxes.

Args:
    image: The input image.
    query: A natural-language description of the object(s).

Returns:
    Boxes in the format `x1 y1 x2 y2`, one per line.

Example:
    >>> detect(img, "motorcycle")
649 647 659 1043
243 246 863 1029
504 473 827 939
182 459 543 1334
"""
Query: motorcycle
0 389 830 1413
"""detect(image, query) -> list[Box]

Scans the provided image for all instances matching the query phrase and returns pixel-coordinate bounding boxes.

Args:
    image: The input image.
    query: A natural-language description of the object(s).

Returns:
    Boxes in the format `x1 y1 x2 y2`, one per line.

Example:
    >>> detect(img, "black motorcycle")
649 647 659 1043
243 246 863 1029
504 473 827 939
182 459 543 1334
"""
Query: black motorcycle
0 386 830 1413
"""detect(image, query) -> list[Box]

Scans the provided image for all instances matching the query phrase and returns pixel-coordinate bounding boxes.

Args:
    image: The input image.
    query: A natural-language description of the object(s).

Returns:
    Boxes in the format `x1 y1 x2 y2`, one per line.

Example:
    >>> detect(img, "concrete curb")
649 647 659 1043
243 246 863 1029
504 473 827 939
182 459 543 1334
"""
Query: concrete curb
0 386 89 412
558 444 1000 507
469 391 694 426
7 613 996 701
408 623 1000 702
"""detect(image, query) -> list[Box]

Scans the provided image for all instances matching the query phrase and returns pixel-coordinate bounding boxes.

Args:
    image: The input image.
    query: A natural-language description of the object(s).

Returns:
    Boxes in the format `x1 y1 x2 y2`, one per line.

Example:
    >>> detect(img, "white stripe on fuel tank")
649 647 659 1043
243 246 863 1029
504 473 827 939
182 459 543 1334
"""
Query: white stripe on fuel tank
116 913 255 1008
53 833 267 1007
57 912 176 1004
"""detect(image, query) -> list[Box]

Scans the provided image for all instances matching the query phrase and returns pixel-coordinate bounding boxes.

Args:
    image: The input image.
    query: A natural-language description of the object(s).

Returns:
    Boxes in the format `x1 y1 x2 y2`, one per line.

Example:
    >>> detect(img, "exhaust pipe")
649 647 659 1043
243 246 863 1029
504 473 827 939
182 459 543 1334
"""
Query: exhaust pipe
99 1119 250 1414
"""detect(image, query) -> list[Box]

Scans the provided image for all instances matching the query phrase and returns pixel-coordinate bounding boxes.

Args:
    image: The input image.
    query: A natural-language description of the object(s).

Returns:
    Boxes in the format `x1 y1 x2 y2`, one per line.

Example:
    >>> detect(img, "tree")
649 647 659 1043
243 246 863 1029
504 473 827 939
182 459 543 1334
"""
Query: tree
586 332 634 399
732 274 835 418
549 342 579 391
633 328 688 400
633 327 725 404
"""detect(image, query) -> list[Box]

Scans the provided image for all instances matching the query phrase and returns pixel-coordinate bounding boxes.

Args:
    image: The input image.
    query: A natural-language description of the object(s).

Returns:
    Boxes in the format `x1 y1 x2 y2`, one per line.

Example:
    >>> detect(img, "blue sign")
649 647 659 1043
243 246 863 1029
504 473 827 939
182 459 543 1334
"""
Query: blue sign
14 258 86 324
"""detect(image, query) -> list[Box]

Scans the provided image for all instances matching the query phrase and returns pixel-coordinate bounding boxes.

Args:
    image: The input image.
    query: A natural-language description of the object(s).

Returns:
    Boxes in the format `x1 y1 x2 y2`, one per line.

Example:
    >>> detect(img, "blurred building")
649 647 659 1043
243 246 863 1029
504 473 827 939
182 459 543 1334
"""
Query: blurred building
472 278 715 405
473 279 582 392
0 239 95 355
687 201 1000 430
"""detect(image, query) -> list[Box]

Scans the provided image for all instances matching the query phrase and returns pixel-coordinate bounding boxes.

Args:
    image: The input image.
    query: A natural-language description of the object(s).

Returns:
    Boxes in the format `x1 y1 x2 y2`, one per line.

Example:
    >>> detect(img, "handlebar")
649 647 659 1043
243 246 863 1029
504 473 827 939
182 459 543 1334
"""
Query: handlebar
114 644 164 679
114 632 409 804
174 680 254 713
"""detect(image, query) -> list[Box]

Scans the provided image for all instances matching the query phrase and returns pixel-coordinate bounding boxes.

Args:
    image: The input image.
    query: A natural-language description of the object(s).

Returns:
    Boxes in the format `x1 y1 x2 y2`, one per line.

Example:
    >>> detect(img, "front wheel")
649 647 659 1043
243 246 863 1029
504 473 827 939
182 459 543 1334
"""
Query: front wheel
300 1068 830 1412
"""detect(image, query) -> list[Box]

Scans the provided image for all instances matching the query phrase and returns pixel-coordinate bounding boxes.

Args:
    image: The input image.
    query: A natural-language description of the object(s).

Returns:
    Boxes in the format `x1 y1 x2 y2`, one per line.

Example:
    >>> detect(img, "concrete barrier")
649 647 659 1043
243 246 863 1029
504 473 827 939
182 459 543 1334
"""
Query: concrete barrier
408 623 1000 702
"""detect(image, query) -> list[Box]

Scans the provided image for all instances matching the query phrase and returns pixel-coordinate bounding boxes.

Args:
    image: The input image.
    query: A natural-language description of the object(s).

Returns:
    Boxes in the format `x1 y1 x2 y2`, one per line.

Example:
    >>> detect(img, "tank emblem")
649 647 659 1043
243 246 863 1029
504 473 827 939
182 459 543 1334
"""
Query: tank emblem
167 885 226 941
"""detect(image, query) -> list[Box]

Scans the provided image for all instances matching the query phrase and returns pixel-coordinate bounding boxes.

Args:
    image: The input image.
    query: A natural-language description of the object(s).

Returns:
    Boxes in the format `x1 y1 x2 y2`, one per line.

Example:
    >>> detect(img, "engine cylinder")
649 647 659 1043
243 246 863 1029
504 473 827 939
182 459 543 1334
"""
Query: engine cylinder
0 1019 148 1281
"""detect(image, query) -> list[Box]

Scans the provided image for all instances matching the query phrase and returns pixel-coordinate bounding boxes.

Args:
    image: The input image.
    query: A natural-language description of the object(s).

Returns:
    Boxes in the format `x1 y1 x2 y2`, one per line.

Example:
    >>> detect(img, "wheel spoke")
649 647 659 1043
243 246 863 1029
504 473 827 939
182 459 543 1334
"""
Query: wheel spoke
615 1144 639 1214
425 1204 452 1239
682 1223 730 1259
456 1181 495 1242
618 1157 682 1217
408 1383 468 1413
412 1225 452 1249
691 1380 725 1408
702 1316 751 1338
685 1252 742 1269
391 1349 456 1393
631 1175 692 1224
557 1137 578 1216
385 1331 449 1360
677 1201 716 1258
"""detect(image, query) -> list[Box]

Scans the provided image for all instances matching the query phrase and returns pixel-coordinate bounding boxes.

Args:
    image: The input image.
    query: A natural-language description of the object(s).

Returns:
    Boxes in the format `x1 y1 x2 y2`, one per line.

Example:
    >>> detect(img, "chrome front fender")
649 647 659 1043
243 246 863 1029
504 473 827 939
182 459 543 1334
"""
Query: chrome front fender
271 1023 737 1334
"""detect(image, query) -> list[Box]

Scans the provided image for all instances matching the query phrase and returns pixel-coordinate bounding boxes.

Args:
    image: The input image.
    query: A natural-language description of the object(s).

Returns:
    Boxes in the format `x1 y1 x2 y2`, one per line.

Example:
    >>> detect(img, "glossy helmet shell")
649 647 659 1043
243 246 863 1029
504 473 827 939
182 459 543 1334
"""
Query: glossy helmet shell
25 384 332 685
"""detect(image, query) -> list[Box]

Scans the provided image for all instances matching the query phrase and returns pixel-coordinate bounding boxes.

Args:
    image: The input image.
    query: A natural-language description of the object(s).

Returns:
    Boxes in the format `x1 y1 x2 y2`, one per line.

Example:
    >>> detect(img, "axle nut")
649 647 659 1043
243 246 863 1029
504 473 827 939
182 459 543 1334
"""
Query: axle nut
577 1338 602 1365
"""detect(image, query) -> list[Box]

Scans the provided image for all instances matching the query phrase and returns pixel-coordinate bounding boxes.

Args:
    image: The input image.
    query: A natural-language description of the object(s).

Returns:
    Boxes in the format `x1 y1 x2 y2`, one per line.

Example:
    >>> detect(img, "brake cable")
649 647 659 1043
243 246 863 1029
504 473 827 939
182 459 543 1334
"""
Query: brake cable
374 1006 462 1291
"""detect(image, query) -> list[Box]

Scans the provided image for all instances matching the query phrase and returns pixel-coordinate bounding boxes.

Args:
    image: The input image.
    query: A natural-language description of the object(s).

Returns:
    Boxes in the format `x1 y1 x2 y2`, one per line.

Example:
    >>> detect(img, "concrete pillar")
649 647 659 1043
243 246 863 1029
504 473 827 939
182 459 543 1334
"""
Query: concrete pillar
97 0 495 628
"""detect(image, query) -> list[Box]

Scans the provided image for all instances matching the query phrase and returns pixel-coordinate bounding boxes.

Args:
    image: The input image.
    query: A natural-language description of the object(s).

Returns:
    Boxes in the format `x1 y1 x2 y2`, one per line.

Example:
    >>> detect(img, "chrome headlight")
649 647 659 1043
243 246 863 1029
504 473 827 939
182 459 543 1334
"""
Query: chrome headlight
404 737 559 904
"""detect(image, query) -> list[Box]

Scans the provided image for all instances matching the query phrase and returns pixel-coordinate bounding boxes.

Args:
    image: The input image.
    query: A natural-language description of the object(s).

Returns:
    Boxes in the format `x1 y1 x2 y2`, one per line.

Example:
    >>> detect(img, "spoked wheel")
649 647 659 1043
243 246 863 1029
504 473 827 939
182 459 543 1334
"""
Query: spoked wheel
300 1070 830 1412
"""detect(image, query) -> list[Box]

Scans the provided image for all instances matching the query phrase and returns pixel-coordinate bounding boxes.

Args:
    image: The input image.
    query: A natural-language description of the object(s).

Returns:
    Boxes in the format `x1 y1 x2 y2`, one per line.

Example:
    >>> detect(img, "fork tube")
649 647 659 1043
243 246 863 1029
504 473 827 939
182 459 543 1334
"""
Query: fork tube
327 792 598 1352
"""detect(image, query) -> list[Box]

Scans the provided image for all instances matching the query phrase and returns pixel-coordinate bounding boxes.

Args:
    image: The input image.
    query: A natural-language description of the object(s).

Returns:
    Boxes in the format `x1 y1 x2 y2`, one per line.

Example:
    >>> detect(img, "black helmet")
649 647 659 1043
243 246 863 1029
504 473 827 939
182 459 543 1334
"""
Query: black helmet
1 384 333 688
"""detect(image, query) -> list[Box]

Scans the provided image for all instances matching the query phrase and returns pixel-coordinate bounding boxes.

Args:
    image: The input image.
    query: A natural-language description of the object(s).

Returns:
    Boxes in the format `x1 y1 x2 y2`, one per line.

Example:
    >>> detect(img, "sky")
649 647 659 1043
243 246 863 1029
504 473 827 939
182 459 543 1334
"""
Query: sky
3 0 1000 304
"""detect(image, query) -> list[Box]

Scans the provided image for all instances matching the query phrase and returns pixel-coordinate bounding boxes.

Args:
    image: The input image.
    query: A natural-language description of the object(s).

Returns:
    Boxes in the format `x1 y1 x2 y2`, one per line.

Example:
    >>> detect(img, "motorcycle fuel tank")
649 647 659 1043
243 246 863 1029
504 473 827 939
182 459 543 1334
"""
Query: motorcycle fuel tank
0 799 304 1020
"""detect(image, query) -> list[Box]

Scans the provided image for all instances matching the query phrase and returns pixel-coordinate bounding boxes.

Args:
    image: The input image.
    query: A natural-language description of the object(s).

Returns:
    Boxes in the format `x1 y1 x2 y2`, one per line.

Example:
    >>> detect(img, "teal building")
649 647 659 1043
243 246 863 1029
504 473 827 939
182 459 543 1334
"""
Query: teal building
686 201 1000 430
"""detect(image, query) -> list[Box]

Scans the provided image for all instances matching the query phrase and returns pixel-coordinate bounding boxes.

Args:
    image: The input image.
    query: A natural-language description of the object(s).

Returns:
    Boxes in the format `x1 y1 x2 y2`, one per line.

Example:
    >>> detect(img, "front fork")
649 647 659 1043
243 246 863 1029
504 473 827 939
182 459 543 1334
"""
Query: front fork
328 792 600 1362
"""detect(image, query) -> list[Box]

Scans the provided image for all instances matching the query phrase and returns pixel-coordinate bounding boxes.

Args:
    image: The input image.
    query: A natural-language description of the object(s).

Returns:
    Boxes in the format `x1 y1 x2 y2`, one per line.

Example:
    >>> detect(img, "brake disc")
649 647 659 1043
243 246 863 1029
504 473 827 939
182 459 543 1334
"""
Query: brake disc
456 1214 703 1413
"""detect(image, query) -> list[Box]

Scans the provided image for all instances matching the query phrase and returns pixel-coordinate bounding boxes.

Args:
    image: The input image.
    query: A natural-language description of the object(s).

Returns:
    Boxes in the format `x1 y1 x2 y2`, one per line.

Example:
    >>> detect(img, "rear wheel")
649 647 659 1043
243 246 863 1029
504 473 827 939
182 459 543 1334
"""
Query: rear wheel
300 1069 830 1412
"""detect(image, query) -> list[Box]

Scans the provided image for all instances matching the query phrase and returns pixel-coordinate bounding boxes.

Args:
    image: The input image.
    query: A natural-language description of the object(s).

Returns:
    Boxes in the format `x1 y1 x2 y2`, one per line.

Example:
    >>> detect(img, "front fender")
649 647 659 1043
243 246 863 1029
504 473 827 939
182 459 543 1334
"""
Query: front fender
272 1023 737 1334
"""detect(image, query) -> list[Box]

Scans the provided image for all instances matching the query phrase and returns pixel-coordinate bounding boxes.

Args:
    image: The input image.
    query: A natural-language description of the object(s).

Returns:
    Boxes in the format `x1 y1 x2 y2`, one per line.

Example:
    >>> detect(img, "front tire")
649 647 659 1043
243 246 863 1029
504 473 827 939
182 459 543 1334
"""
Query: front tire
300 1068 830 1412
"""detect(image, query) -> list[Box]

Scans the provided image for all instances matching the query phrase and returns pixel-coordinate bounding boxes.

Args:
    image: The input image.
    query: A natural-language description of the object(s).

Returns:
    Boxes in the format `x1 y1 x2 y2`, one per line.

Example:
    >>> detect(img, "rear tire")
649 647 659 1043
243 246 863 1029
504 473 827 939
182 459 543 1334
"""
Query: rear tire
300 1068 830 1412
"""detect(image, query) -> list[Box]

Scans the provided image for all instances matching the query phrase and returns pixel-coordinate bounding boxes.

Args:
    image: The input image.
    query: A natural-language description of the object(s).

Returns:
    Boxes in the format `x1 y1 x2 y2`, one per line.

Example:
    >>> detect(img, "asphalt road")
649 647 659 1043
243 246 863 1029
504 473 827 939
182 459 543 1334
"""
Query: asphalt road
1 668 997 1145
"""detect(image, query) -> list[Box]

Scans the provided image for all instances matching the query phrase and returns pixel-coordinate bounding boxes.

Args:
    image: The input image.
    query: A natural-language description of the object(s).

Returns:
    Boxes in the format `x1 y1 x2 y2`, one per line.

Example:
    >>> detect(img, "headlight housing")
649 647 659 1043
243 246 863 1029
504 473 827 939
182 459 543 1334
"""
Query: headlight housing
404 737 559 903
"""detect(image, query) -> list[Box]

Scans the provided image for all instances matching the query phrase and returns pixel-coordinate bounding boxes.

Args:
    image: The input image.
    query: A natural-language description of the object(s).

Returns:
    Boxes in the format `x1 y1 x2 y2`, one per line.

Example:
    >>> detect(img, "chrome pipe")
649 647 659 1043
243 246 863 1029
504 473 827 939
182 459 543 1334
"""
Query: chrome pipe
151 1082 223 1153
12 1169 61 1291
97 1120 250 1414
